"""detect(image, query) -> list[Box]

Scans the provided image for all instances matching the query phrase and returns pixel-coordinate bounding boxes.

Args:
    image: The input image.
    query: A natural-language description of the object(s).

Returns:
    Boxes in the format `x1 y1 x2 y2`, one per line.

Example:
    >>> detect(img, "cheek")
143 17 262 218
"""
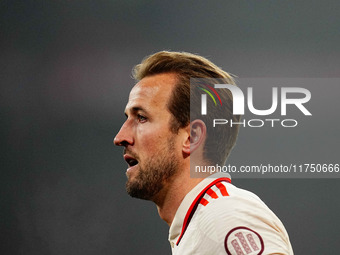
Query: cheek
136 122 175 153
137 131 163 153
137 124 169 142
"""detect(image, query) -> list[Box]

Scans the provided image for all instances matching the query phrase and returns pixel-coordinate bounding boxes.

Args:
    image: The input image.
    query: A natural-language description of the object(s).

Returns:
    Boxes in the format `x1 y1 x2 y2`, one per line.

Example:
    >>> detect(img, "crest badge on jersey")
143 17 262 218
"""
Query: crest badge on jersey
224 226 264 255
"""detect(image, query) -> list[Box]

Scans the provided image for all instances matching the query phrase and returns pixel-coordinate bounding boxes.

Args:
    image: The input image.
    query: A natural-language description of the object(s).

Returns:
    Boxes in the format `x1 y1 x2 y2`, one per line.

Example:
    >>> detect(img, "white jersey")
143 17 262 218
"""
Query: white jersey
168 173 293 255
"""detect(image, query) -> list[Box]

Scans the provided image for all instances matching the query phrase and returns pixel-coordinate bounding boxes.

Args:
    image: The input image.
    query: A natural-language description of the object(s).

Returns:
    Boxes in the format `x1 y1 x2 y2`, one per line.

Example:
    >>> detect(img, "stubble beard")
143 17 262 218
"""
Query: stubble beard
125 139 179 201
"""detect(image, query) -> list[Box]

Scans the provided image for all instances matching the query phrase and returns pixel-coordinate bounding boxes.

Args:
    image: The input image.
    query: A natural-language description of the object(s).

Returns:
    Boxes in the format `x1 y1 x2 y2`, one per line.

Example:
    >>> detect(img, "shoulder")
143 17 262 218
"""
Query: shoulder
198 182 273 219
192 182 293 254
195 182 270 241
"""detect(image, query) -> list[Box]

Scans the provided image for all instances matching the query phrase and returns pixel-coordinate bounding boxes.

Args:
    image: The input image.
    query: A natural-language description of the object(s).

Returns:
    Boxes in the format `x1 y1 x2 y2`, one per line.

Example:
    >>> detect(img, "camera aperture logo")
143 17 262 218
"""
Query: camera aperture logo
199 84 312 128
199 84 223 110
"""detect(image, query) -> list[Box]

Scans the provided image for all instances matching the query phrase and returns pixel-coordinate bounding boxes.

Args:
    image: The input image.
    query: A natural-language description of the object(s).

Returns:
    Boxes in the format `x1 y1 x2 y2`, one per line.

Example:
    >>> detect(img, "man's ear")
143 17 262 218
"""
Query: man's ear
183 119 206 155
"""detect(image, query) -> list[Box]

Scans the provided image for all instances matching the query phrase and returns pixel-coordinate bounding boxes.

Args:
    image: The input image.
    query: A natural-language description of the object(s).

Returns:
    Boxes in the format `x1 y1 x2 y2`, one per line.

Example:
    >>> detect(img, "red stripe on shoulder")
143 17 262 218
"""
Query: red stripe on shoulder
200 197 209 206
216 182 229 196
206 188 218 199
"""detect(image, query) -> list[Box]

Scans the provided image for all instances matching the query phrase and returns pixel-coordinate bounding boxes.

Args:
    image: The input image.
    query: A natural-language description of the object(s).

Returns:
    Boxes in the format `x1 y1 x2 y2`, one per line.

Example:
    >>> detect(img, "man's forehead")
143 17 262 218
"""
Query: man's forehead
125 73 178 111
130 81 161 98
132 73 177 92
128 74 177 101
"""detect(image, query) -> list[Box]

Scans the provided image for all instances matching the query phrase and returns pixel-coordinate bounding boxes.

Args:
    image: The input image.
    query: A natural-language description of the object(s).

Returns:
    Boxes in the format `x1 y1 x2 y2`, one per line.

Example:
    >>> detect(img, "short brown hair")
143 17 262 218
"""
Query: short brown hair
133 51 241 165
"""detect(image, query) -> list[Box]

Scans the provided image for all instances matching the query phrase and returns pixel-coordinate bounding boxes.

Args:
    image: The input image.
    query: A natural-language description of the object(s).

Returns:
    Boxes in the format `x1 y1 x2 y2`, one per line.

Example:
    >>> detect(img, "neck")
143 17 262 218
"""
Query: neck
152 168 204 226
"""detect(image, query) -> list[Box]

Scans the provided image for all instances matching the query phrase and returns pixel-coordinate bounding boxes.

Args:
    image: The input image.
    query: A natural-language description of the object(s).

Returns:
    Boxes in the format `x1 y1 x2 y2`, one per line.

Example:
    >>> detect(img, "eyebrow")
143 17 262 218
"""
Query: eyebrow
124 106 149 116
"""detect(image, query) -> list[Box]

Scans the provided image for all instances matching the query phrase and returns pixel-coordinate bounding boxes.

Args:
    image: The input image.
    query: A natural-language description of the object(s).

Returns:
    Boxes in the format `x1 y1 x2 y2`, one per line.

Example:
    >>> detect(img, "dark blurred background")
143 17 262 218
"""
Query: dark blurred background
1 1 339 254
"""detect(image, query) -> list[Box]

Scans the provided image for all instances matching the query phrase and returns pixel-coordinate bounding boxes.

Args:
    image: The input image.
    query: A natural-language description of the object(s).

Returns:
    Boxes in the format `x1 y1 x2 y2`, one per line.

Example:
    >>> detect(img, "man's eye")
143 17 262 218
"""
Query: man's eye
137 114 147 123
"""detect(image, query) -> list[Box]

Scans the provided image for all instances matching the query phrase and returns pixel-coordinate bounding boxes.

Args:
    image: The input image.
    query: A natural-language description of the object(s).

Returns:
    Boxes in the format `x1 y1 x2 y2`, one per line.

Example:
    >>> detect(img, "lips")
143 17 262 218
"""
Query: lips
124 154 139 169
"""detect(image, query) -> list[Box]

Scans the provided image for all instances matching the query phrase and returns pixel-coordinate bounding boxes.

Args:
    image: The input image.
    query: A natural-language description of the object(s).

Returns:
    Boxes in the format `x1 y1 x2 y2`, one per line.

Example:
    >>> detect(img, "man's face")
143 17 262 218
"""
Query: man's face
114 73 183 200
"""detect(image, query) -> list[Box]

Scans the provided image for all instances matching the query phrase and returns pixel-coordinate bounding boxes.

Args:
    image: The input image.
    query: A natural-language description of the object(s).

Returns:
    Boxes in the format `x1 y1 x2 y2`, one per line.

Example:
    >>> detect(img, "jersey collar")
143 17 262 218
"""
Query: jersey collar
168 172 231 246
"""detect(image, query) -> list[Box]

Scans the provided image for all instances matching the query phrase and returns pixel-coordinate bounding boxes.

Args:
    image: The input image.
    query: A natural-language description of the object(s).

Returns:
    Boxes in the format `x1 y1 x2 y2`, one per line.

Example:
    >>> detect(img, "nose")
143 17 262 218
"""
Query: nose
114 121 134 147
